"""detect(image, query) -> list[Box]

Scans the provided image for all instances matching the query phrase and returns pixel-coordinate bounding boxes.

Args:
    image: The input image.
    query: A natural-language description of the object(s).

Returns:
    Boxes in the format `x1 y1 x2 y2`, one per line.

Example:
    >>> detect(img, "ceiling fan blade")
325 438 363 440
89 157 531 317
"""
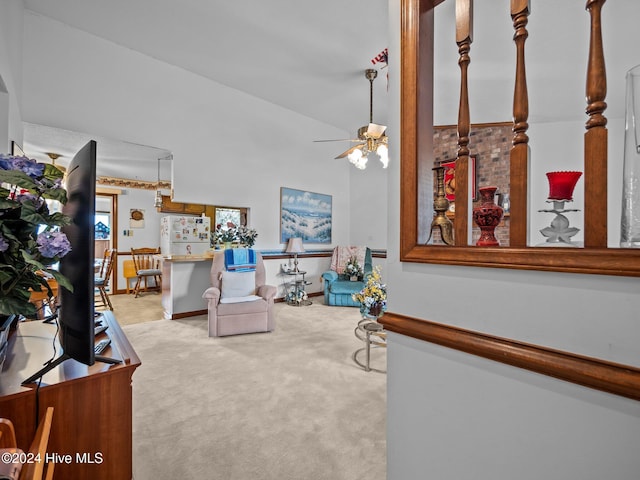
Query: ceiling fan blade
366 123 387 139
335 144 363 159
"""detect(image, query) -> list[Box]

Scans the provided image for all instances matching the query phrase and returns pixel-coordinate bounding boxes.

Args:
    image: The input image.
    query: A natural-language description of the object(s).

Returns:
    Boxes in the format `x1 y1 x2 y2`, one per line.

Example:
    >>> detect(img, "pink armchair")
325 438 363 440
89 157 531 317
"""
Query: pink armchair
202 250 277 337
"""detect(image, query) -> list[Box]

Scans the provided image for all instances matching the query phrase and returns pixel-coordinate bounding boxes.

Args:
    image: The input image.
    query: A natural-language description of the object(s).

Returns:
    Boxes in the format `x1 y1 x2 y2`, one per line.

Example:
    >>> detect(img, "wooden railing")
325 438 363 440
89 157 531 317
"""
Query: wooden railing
400 0 640 276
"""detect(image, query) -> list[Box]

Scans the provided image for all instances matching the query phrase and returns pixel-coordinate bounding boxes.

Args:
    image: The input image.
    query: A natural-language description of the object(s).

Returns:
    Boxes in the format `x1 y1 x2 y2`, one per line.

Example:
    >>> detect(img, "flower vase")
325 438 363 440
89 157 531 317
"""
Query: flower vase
621 64 640 247
473 186 504 246
223 242 233 250
350 275 358 282
367 302 383 318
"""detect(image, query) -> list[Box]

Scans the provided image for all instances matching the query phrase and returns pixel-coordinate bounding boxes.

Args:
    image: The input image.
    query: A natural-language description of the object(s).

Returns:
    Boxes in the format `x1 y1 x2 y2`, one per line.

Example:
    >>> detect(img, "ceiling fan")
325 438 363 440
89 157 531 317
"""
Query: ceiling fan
315 68 389 169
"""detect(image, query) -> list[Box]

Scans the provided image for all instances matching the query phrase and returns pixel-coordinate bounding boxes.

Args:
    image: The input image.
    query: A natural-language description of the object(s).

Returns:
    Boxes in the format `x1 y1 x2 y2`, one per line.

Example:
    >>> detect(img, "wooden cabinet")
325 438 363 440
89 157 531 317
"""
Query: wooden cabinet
157 194 206 215
0 312 140 479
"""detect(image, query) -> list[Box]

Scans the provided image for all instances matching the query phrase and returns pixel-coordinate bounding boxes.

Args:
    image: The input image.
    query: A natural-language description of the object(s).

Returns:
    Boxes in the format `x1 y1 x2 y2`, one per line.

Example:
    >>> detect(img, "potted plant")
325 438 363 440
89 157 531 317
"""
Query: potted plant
212 222 238 249
236 225 258 248
0 154 73 318
344 256 363 281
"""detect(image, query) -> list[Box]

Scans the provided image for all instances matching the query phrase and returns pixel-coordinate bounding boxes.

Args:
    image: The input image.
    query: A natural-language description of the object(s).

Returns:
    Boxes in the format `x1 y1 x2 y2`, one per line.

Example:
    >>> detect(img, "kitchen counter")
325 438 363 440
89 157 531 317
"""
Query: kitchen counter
159 253 214 262
159 254 214 319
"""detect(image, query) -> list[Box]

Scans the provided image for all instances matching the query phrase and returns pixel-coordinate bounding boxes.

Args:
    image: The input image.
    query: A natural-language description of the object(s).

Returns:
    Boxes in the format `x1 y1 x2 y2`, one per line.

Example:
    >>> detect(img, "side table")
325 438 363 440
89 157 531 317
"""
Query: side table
352 317 386 373
284 270 312 306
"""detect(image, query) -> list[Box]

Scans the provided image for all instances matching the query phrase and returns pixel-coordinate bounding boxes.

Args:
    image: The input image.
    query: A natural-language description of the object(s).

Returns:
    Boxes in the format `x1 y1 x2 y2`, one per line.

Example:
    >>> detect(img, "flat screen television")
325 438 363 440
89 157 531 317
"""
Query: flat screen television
23 140 117 384
58 140 97 365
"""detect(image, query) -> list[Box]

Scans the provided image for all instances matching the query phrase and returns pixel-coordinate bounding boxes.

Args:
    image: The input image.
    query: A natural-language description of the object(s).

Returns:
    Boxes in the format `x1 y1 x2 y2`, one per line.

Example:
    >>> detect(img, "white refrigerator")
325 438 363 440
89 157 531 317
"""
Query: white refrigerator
160 215 211 256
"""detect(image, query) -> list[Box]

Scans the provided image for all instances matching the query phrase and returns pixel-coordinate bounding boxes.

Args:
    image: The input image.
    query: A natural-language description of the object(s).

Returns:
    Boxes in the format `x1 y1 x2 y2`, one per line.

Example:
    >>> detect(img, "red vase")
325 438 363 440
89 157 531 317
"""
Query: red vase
473 186 504 246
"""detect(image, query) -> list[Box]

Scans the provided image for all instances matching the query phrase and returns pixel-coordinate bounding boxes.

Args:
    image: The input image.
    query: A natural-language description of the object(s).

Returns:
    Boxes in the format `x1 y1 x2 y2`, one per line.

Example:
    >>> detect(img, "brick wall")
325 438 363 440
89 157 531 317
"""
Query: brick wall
430 123 512 246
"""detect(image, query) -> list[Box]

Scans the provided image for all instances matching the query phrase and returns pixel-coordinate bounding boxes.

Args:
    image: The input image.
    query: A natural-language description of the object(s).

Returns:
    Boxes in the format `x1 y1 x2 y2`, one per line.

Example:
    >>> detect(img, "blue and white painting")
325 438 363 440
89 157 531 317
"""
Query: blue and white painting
280 187 332 244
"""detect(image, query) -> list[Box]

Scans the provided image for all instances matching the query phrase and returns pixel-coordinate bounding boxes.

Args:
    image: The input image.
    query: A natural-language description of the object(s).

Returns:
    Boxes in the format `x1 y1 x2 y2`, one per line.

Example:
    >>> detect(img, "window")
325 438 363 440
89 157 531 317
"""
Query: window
214 207 248 228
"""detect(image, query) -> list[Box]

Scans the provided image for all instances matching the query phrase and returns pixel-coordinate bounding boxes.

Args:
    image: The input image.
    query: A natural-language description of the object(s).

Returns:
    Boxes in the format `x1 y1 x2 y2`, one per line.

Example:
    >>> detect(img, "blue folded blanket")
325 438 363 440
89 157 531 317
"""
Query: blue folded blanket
224 248 257 272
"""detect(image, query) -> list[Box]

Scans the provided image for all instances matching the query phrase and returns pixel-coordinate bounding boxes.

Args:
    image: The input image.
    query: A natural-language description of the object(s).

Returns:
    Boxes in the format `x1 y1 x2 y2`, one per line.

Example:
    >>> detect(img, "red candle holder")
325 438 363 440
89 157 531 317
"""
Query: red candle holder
546 171 582 202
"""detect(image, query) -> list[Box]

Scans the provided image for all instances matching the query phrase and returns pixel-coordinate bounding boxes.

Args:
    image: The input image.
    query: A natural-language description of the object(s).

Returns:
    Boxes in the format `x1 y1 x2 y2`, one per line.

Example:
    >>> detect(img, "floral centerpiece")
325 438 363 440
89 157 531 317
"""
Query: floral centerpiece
352 266 387 317
236 225 258 248
344 256 363 280
212 222 238 247
0 154 72 317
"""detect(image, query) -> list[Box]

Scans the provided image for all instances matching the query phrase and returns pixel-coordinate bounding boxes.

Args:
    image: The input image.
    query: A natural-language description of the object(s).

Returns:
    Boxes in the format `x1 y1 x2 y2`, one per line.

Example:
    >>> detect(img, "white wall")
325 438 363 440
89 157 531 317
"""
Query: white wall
0 1 25 152
388 333 640 480
385 0 640 479
349 158 389 250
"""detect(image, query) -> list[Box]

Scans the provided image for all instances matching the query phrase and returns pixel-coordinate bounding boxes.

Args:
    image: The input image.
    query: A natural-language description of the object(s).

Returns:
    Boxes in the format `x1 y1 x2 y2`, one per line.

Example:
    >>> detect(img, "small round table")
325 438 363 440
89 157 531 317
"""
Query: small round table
352 318 386 373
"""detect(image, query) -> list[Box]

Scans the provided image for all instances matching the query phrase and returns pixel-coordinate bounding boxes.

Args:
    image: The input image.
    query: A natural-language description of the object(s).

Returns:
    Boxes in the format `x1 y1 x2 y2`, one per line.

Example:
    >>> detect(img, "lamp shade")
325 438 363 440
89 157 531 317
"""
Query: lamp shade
546 171 582 201
285 237 305 253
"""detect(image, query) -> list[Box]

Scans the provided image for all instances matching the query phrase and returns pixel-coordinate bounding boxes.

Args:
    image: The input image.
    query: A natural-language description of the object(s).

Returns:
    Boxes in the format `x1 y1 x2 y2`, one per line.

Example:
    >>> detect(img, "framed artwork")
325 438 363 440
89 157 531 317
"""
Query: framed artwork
130 209 145 228
440 154 478 202
280 187 332 244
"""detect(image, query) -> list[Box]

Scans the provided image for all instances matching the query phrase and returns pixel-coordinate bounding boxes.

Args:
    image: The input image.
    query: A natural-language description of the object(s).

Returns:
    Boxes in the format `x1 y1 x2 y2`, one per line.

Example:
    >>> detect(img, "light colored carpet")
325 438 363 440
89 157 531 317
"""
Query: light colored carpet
123 301 387 480
108 292 165 326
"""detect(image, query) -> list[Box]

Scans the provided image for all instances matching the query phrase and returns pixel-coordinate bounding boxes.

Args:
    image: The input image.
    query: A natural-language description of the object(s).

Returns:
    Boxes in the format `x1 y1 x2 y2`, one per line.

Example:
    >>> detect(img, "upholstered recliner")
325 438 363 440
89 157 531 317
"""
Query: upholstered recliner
322 246 372 307
202 250 277 337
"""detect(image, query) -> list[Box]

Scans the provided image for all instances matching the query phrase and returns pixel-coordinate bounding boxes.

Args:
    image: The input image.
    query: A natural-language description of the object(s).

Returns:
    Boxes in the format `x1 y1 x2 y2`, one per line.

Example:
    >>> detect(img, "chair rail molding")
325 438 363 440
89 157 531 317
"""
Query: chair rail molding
380 311 640 402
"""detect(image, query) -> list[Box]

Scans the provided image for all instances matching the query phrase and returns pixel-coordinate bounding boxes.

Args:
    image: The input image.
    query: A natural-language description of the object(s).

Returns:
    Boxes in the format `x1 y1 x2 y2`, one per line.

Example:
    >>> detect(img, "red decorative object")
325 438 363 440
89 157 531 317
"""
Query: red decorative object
472 186 504 246
441 155 478 201
546 171 582 201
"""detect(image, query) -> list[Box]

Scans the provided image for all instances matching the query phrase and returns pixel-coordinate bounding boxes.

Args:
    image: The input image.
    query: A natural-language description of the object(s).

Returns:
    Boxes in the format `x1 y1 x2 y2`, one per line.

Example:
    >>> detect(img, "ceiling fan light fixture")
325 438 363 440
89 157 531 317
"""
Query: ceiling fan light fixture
348 148 362 163
377 144 389 168
336 69 389 169
348 149 368 169
316 68 389 169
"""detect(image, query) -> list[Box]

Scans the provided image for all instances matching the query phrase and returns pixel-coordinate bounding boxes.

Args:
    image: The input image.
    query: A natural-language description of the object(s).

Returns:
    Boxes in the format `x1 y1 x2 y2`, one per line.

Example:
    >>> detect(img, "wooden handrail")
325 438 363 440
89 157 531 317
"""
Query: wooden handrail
379 312 640 402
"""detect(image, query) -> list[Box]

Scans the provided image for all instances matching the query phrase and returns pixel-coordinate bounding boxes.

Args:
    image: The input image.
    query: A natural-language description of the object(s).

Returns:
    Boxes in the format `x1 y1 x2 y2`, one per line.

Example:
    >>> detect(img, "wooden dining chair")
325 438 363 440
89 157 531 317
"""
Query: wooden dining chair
130 247 162 297
0 407 55 480
95 249 117 310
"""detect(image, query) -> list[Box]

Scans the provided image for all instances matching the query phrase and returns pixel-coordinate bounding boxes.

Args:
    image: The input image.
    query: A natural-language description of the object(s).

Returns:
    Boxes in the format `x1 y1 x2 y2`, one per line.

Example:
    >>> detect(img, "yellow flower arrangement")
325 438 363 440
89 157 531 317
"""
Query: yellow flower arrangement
352 265 387 316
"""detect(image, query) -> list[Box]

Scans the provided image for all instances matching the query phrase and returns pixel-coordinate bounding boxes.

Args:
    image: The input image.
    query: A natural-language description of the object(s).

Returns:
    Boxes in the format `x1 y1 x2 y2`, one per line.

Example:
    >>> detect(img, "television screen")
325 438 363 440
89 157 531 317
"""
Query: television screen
58 140 97 366
22 140 99 384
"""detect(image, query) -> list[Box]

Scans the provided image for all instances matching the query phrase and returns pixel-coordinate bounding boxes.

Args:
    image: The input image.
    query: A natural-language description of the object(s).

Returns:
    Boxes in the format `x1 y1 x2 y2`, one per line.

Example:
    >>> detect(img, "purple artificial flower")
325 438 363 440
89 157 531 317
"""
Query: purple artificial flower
36 231 72 258
17 192 44 207
13 157 44 178
0 234 8 253
0 157 15 170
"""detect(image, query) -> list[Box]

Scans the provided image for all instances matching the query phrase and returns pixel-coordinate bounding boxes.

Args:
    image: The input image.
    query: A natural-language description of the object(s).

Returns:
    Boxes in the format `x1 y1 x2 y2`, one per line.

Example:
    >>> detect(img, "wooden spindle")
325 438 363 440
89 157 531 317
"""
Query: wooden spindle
510 0 530 247
455 0 473 246
584 0 608 247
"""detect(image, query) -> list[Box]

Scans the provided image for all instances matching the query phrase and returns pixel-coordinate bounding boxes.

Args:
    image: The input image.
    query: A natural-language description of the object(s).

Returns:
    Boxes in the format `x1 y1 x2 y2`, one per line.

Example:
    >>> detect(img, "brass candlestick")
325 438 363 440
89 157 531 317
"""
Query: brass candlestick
427 166 454 245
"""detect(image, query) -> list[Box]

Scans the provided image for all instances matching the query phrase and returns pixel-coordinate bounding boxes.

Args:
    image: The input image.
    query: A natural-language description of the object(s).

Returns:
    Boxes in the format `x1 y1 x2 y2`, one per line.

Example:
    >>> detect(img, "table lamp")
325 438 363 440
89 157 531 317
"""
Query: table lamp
285 237 305 272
